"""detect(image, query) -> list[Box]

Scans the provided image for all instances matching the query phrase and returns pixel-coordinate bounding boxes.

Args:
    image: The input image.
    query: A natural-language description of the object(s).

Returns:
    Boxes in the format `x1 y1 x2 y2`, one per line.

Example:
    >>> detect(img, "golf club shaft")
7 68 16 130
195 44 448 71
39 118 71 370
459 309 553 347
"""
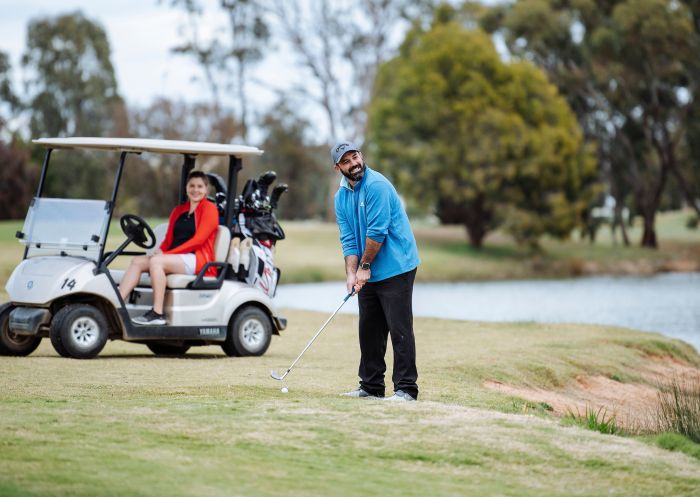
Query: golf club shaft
281 291 354 377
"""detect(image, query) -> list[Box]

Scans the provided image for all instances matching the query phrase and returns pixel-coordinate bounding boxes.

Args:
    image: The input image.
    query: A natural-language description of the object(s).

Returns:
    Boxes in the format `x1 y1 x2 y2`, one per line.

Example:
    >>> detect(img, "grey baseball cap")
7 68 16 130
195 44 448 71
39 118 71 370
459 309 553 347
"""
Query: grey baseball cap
330 141 360 165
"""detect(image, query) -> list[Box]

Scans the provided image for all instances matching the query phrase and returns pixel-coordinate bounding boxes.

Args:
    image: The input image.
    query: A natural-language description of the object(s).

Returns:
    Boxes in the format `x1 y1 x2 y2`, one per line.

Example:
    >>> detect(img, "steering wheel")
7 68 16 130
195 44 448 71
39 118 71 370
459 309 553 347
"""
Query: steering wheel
120 214 156 249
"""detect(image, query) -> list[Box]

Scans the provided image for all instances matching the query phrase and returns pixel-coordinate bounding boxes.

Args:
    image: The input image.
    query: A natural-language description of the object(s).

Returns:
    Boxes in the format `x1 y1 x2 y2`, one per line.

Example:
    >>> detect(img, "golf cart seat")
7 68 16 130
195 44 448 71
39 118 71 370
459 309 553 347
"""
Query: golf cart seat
111 225 231 289
165 226 231 288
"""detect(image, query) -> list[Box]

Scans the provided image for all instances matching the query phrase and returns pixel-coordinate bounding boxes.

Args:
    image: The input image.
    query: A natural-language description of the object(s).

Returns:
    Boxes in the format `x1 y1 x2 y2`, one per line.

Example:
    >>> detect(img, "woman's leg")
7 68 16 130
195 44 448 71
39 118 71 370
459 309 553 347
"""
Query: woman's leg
119 256 151 301
148 254 187 314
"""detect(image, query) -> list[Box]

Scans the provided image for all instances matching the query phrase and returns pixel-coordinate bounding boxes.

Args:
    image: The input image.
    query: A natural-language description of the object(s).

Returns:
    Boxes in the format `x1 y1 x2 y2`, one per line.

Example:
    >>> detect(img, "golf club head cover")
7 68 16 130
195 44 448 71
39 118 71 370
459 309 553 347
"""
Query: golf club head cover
256 171 277 197
270 184 289 209
241 179 258 207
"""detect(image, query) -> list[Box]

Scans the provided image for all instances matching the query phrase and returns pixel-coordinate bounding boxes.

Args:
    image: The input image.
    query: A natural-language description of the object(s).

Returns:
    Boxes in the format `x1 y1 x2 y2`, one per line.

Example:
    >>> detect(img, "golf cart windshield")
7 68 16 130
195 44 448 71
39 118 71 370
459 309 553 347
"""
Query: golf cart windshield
20 198 110 261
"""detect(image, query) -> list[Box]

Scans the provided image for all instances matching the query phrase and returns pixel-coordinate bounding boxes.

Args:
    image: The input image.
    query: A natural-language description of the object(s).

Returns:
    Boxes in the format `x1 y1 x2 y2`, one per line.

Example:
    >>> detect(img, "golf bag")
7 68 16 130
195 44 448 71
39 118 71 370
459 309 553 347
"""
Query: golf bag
231 170 288 297
239 211 285 241
246 239 280 298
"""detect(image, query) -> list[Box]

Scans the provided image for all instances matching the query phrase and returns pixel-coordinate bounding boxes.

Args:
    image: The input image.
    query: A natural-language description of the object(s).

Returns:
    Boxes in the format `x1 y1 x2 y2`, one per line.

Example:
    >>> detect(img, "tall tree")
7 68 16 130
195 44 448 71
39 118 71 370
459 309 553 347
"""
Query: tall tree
269 0 434 220
257 102 328 219
0 50 21 135
125 97 242 217
0 50 38 220
22 11 123 138
0 141 38 220
484 0 700 248
168 0 226 127
21 11 125 200
165 0 269 141
269 0 433 142
221 0 269 141
368 7 598 248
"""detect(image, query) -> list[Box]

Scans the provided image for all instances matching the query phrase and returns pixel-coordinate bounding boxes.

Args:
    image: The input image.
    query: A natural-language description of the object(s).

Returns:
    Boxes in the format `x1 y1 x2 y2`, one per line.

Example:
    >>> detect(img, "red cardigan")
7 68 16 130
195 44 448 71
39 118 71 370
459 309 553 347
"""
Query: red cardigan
160 199 219 276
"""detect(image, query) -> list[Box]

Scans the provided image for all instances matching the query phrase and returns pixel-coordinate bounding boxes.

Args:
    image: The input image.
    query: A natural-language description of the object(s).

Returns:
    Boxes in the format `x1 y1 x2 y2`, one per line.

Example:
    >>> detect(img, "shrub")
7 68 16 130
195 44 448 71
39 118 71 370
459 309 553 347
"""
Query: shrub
566 405 622 435
656 375 700 443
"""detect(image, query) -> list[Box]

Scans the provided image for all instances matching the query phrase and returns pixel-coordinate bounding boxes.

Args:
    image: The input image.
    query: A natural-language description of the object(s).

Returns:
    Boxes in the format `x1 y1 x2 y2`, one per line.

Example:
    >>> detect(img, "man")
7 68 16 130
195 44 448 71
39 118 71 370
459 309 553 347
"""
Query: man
332 141 421 402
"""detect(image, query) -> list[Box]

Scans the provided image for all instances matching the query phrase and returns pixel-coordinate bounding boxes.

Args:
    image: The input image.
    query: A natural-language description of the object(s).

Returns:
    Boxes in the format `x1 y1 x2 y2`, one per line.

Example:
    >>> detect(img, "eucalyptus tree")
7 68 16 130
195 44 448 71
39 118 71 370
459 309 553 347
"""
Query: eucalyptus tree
268 0 435 219
22 11 123 138
368 8 597 248
165 0 269 141
0 50 20 135
484 0 700 247
21 11 125 200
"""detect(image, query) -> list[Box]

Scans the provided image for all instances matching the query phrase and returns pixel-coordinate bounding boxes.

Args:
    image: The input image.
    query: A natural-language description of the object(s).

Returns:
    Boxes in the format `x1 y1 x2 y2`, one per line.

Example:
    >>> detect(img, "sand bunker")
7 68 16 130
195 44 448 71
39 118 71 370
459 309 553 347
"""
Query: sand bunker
484 356 700 430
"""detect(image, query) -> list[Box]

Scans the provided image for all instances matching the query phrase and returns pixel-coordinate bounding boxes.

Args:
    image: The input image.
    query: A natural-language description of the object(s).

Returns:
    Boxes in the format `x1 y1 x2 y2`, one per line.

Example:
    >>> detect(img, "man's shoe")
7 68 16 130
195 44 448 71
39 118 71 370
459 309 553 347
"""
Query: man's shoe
384 389 416 402
341 388 380 398
132 309 166 326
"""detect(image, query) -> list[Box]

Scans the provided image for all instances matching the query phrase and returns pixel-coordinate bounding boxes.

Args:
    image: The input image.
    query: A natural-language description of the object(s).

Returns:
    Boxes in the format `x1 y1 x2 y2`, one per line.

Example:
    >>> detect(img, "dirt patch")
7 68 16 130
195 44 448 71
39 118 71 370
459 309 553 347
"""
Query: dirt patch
661 259 700 272
484 356 700 431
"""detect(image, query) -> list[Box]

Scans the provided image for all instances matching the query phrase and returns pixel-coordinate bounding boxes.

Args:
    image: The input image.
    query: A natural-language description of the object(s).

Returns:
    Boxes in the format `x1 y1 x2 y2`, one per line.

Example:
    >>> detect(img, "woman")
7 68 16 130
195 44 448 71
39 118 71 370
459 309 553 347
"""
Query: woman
120 170 219 325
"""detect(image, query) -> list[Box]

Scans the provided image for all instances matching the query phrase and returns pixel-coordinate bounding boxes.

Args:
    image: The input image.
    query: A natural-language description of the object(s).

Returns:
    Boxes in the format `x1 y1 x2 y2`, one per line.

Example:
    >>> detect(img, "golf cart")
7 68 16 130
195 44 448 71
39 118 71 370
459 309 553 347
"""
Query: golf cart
0 137 287 359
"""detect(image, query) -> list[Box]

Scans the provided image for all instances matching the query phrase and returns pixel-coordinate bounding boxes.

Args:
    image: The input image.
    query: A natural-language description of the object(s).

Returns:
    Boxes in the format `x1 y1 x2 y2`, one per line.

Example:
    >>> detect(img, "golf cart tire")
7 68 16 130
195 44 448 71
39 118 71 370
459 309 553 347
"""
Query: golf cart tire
0 303 42 356
222 306 272 357
50 304 109 359
146 343 191 356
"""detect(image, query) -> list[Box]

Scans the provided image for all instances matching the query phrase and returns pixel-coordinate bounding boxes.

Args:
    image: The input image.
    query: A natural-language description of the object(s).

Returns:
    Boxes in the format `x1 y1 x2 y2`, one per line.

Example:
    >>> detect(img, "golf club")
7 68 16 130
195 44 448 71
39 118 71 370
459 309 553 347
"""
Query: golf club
271 289 355 381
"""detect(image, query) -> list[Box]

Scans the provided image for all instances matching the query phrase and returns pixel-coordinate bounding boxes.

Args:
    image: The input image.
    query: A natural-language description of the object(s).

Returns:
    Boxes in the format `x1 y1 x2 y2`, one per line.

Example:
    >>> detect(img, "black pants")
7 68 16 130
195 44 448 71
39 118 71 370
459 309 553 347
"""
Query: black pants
358 268 418 399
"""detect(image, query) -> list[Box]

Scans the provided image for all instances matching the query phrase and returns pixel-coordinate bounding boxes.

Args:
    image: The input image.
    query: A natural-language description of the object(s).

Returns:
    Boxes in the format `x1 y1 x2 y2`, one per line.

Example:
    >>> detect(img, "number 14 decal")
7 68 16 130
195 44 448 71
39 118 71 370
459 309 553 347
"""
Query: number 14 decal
61 278 76 291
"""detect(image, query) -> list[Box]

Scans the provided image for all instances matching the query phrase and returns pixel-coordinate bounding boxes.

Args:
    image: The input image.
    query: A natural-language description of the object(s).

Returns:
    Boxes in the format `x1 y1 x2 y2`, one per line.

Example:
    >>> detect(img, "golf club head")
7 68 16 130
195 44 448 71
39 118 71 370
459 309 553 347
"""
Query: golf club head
257 171 277 196
270 369 287 381
241 179 258 206
270 184 288 209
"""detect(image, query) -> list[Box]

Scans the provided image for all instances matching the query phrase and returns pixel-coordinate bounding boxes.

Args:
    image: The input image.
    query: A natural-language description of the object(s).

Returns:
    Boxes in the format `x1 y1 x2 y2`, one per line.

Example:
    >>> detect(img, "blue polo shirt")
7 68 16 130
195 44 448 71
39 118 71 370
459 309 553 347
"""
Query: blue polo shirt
334 166 420 282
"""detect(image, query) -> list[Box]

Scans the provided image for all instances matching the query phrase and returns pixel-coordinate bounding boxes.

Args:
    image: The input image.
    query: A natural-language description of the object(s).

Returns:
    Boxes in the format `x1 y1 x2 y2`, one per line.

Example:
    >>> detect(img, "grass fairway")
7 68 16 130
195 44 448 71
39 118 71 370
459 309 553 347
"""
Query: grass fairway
1 213 698 495
2 310 700 497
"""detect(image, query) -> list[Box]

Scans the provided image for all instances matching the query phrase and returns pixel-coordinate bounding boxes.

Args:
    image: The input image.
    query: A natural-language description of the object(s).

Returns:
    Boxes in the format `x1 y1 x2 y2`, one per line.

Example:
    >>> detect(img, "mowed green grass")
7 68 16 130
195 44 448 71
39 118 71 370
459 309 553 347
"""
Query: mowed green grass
1 310 700 497
1 213 699 495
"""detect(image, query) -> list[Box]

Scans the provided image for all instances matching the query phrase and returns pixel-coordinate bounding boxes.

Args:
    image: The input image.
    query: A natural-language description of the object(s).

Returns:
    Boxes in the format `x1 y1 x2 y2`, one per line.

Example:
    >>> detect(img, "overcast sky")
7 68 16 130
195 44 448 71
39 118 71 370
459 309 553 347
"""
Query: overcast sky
0 0 501 142
0 0 286 113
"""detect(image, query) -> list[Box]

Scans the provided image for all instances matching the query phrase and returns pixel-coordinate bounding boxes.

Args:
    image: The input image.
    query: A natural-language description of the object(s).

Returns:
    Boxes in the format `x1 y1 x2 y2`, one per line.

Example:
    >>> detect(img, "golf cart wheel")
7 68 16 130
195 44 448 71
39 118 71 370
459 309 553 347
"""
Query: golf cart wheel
222 306 272 357
146 343 191 356
50 304 109 359
0 303 42 356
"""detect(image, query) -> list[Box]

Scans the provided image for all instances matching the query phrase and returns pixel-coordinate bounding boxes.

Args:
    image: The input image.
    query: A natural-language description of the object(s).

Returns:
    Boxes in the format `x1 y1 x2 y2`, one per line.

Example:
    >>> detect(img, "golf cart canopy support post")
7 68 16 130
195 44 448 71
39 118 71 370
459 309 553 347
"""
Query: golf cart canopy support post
179 155 197 204
35 148 52 198
225 156 242 227
98 151 129 265
24 148 54 260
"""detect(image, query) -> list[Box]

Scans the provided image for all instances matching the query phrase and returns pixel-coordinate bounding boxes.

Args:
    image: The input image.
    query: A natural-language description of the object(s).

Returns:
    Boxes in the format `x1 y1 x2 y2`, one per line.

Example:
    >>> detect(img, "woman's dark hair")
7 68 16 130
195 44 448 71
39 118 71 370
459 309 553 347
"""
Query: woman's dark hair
187 170 209 185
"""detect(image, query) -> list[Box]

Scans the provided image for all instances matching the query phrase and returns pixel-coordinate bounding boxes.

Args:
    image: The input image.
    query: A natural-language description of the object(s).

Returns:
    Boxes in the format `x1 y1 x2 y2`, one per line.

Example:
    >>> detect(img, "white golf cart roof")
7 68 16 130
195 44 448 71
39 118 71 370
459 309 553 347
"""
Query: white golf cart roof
32 137 263 157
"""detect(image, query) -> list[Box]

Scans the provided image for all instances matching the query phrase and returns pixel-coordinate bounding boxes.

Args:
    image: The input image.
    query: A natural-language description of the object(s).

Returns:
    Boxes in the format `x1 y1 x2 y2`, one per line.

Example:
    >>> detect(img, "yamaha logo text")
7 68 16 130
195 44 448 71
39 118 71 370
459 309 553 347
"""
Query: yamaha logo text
199 327 221 336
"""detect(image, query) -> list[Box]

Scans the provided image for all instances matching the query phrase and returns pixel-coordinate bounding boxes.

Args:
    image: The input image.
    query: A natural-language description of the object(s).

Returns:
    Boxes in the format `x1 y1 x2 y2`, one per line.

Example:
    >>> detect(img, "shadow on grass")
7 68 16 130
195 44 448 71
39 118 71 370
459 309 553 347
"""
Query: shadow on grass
97 354 229 360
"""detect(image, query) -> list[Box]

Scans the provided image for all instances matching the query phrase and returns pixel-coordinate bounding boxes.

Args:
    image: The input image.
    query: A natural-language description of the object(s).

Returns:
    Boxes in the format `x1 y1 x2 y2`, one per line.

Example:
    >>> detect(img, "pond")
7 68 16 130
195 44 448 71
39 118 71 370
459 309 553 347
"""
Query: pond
275 272 700 351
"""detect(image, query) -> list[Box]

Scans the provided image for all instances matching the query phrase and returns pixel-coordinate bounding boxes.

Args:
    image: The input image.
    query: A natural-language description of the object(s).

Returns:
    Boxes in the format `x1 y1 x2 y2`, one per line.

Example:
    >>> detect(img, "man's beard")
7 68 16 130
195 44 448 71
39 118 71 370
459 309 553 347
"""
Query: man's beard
341 162 366 182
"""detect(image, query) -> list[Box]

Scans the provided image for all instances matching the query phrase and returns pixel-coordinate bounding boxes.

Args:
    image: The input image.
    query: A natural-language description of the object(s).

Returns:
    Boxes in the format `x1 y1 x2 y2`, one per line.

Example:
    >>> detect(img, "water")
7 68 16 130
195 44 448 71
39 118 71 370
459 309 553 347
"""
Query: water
275 273 700 351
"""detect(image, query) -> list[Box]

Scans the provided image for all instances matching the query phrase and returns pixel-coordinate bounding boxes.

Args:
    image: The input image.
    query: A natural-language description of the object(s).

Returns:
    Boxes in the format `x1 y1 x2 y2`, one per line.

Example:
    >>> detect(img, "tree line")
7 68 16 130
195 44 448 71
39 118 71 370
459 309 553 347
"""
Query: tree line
0 1 698 250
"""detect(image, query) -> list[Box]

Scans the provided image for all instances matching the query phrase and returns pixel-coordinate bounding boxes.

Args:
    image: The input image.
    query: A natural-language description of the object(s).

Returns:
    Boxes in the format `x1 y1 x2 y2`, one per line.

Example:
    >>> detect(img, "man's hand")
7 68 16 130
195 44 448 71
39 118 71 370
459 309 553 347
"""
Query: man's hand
354 267 371 293
346 273 358 294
